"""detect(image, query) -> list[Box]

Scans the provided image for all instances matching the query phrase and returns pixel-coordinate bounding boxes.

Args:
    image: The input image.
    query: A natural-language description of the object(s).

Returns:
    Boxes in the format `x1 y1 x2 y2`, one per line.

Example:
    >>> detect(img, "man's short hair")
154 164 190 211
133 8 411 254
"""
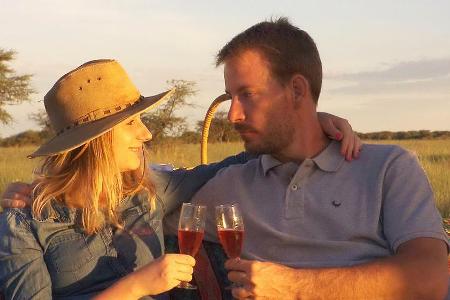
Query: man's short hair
216 17 322 103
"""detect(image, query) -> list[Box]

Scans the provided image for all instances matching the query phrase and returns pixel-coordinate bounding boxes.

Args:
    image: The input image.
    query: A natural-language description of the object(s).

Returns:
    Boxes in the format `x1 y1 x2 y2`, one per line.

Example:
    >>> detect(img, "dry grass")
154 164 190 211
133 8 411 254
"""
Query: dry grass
1 140 449 217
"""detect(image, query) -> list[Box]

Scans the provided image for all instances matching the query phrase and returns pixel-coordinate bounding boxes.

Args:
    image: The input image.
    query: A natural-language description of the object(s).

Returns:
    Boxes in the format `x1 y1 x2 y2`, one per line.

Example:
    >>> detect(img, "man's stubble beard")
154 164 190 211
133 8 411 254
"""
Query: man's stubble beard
242 113 295 156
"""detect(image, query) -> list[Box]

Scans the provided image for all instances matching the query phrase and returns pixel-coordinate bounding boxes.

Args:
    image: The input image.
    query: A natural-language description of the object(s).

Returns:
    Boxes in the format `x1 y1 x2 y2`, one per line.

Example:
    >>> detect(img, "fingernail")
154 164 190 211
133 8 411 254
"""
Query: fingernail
335 133 342 140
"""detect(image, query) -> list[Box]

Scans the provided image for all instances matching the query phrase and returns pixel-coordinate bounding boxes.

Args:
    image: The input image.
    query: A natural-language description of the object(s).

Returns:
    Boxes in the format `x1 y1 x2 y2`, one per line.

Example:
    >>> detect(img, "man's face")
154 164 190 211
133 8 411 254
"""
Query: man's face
224 49 295 155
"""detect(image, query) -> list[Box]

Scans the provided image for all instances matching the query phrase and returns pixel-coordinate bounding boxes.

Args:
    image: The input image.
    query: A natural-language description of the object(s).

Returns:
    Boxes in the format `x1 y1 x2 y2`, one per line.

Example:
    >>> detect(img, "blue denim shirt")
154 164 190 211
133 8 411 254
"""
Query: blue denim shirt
0 152 252 299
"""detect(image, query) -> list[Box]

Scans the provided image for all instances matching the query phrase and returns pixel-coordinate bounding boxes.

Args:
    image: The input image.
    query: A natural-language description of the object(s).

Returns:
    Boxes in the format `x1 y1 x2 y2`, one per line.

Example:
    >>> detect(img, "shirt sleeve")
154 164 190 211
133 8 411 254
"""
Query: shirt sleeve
160 152 256 235
178 167 236 244
152 151 254 216
0 209 52 299
382 150 449 253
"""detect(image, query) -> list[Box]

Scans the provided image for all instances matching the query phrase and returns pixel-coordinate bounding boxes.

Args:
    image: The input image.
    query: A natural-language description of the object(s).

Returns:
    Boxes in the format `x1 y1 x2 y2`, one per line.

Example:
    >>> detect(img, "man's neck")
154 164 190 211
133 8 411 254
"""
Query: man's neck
272 113 330 164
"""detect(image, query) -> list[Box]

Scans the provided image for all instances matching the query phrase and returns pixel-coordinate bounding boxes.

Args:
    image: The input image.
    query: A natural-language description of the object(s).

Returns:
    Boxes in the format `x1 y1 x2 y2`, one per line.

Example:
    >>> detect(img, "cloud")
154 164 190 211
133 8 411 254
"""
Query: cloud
325 58 450 96
328 58 450 82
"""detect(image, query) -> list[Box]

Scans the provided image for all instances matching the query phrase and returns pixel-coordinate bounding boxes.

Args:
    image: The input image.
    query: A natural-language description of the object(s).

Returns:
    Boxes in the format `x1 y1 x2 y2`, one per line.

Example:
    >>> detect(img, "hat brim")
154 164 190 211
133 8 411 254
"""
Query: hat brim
28 89 174 158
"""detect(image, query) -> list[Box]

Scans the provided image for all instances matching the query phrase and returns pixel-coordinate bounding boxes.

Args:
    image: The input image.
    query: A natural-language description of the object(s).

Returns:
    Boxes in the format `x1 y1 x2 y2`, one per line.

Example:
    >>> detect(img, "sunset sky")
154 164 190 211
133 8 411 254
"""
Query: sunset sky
1 0 449 137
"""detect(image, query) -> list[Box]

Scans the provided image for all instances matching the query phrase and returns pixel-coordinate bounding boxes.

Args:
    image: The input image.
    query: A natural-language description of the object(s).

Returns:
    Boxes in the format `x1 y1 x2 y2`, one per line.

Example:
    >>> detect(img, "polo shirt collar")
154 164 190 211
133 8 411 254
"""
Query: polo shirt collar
312 140 345 172
261 154 283 175
260 140 345 175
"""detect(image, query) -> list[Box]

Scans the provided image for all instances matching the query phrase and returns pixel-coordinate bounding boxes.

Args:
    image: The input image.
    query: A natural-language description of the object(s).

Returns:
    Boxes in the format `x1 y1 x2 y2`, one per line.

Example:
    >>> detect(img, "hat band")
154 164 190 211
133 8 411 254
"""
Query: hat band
55 96 144 136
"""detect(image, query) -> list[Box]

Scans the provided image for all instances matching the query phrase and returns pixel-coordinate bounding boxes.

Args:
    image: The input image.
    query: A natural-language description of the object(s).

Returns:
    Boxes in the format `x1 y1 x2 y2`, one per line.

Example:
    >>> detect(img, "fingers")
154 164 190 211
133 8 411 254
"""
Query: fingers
345 134 355 161
339 132 350 161
323 118 342 141
341 133 363 161
1 182 33 209
232 285 253 299
6 182 33 195
171 255 194 283
175 263 194 275
225 258 250 272
1 192 31 208
0 198 27 209
171 254 196 267
228 270 250 286
352 134 362 159
174 271 193 283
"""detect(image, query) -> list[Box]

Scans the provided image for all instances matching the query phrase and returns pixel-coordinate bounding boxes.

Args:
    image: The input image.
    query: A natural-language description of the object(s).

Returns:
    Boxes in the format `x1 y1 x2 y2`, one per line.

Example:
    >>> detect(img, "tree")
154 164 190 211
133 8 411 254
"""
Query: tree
179 130 201 144
29 109 53 140
141 79 197 143
0 130 44 147
196 111 240 143
0 49 34 124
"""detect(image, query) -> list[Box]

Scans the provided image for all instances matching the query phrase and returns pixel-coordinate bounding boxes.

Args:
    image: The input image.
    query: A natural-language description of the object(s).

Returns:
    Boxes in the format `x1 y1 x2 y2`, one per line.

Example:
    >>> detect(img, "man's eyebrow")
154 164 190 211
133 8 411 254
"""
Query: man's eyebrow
225 86 251 95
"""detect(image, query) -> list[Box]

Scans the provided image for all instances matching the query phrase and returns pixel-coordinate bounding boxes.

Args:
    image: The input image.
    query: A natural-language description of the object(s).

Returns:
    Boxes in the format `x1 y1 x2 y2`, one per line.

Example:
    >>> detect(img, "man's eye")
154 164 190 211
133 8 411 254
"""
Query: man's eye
242 92 251 98
127 119 136 125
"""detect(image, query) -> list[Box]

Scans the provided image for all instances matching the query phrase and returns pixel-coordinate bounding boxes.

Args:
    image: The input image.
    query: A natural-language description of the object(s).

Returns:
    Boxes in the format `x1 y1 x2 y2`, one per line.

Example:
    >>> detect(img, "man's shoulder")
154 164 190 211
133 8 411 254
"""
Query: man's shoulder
213 156 261 178
197 157 261 192
360 143 415 164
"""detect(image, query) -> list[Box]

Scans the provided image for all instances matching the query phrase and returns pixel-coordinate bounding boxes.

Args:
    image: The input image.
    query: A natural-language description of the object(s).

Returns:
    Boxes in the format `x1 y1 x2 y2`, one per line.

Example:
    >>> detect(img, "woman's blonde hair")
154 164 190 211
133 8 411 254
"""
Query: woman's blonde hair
32 130 155 234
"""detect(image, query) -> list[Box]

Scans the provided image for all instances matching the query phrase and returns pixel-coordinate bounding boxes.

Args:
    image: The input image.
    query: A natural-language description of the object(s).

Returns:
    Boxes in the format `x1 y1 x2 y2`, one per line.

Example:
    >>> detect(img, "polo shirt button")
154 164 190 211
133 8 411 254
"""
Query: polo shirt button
291 184 298 191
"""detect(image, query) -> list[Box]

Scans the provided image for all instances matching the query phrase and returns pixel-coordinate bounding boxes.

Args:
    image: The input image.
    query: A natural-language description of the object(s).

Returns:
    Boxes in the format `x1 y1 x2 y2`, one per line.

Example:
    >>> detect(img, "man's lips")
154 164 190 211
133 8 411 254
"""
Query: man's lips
234 124 258 135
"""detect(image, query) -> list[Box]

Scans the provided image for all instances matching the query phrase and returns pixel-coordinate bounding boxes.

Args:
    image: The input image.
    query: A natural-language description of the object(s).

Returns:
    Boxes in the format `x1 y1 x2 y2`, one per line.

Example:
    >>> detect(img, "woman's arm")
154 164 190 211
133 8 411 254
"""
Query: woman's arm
151 151 254 216
0 113 360 212
153 112 360 215
93 254 195 300
0 210 52 299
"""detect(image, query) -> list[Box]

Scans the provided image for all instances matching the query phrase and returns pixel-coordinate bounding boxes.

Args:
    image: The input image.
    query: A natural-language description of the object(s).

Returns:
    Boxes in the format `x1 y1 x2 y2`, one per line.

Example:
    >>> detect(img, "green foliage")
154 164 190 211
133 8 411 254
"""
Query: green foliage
196 111 240 143
0 130 47 147
358 130 450 140
178 130 201 144
141 79 197 143
0 49 34 125
29 109 53 137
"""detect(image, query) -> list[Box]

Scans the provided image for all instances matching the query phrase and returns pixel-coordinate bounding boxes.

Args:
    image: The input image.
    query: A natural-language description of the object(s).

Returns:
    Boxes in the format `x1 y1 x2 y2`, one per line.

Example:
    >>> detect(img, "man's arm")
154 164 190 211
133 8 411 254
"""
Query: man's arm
227 237 448 300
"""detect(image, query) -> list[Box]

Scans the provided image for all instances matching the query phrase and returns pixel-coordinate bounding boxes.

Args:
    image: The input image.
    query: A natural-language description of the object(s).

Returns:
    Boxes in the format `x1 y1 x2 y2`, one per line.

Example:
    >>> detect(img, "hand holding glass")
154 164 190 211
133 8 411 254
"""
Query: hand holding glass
177 203 206 289
216 204 245 289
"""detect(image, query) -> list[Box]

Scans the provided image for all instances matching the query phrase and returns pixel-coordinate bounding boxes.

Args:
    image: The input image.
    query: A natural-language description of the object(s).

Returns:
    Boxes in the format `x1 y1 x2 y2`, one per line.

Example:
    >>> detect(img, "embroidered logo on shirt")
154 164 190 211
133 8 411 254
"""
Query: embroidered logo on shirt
332 200 341 207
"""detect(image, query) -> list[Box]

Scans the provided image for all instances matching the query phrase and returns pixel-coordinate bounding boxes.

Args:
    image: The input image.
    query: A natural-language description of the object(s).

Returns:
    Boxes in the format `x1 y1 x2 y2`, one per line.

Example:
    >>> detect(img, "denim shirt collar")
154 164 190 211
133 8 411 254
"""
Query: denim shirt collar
33 193 147 223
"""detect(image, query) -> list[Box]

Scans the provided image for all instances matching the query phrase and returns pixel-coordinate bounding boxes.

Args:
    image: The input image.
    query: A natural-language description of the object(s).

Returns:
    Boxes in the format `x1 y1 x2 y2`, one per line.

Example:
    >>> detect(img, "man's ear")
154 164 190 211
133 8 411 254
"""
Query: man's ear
291 74 308 105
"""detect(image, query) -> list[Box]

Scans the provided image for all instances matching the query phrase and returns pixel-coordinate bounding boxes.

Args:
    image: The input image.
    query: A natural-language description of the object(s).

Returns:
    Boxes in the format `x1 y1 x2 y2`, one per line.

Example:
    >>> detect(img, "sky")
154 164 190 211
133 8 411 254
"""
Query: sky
1 0 449 137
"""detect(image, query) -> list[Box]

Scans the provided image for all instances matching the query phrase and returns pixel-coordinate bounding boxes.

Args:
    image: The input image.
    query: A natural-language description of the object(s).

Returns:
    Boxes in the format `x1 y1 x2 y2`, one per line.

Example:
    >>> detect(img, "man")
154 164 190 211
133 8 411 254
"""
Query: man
172 18 449 299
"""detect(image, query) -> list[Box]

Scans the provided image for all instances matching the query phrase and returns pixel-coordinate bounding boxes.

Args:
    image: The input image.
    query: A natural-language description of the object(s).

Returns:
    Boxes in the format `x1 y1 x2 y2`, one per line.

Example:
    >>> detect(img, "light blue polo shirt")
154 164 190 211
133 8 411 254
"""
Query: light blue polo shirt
191 141 448 268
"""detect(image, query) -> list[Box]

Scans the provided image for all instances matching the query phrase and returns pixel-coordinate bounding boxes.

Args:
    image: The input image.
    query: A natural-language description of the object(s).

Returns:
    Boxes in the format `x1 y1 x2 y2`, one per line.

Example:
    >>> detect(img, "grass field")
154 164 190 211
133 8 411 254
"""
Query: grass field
1 139 449 217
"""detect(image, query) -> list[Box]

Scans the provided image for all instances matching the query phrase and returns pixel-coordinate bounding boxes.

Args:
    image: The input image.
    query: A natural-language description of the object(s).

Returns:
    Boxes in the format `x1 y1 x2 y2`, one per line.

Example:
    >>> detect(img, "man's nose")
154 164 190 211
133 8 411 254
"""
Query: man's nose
228 97 245 123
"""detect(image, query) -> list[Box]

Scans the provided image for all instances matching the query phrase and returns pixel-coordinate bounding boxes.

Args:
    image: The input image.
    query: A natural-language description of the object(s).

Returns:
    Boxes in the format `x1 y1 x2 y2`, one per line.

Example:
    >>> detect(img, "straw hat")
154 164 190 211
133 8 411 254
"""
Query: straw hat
28 59 174 158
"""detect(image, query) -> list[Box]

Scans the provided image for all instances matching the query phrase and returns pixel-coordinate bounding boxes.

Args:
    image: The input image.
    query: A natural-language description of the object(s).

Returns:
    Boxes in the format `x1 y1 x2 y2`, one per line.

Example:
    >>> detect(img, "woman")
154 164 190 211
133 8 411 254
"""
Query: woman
0 59 360 299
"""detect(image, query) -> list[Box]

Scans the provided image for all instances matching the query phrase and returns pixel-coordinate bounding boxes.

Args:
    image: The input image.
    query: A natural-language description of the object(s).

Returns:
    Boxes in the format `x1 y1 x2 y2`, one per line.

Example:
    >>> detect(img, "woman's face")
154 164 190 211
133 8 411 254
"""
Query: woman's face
112 115 152 172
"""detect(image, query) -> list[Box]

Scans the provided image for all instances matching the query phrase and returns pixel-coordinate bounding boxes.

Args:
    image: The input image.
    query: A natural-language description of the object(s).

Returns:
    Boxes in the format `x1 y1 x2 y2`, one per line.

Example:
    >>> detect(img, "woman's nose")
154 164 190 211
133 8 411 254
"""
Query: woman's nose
137 122 152 142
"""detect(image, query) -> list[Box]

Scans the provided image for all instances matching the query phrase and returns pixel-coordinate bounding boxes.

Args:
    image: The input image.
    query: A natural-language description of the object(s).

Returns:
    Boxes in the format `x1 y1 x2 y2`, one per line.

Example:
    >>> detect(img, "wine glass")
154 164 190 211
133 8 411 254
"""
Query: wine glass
215 203 245 289
177 203 206 289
